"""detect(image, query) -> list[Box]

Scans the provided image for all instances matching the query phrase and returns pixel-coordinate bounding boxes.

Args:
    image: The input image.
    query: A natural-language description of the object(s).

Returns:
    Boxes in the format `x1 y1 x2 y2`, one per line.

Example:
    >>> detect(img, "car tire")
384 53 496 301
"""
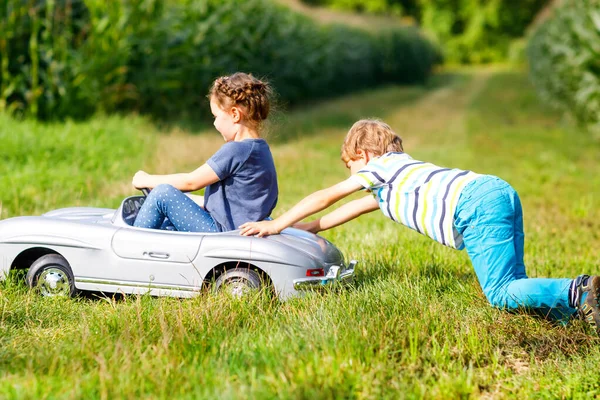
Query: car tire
214 268 262 298
26 254 77 297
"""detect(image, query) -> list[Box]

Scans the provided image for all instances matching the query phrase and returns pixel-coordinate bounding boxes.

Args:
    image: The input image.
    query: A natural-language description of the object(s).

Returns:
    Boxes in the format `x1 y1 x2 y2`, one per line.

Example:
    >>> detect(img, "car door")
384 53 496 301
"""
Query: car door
111 227 204 289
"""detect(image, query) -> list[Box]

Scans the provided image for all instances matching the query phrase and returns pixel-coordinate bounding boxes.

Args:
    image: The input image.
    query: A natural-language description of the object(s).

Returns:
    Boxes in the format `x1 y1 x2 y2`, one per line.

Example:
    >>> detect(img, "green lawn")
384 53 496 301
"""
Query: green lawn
1 68 599 399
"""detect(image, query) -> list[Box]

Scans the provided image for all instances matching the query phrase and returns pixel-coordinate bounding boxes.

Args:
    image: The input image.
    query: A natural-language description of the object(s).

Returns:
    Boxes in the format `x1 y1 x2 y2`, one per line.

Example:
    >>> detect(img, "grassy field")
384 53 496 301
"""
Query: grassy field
1 68 600 398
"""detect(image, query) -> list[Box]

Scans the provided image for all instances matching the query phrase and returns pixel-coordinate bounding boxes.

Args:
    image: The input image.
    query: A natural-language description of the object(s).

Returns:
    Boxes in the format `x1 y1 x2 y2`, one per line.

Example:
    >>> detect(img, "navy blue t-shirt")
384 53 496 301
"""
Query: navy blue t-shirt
205 139 278 231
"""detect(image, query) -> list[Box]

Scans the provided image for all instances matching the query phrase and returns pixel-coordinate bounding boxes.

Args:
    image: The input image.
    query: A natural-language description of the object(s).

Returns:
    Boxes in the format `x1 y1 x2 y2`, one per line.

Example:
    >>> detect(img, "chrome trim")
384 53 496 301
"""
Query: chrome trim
75 277 200 292
148 252 170 259
293 260 356 290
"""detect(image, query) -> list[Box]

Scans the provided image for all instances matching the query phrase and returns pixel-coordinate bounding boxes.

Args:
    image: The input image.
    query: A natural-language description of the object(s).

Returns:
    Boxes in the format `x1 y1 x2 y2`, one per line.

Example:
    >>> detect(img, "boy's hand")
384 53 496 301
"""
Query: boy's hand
239 220 281 237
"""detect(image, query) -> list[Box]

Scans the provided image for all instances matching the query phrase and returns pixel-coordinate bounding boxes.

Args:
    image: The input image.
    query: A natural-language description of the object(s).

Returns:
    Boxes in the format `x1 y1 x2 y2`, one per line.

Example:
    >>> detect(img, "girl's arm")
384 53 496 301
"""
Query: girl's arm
239 178 363 237
132 163 220 192
293 195 379 233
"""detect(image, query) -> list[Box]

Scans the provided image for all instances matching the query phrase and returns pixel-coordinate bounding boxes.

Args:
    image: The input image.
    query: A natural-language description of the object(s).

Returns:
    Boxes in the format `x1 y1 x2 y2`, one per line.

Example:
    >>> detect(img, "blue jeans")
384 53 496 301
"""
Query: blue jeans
134 184 219 232
454 175 574 320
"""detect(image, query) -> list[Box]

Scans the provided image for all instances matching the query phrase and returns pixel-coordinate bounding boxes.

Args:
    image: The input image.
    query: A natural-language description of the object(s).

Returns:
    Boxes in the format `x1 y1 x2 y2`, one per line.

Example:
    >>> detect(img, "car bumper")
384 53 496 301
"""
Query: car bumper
293 260 357 290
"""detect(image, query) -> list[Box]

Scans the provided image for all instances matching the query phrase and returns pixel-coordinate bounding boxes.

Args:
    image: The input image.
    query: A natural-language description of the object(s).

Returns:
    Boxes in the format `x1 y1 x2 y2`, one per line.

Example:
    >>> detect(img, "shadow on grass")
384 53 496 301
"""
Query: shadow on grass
0 268 283 308
149 72 466 143
498 309 597 359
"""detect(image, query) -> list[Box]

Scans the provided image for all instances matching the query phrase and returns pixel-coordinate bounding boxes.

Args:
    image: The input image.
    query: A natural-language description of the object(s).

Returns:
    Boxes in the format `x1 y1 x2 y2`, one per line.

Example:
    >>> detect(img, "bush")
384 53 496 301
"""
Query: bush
419 0 547 64
300 0 547 64
0 0 439 120
527 0 600 131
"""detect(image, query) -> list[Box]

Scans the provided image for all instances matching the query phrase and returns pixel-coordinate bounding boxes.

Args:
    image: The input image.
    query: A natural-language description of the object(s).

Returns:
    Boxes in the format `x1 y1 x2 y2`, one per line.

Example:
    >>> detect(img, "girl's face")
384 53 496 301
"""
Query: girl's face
210 97 238 142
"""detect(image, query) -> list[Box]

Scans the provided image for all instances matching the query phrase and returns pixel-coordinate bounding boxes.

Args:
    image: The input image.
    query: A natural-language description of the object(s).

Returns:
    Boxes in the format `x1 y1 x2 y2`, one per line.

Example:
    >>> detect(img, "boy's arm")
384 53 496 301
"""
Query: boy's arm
295 195 379 233
239 178 363 237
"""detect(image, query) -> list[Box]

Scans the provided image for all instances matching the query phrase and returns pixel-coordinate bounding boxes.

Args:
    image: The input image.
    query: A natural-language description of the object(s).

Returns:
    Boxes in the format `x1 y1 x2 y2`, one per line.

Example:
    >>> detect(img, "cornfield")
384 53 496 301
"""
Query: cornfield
0 0 439 120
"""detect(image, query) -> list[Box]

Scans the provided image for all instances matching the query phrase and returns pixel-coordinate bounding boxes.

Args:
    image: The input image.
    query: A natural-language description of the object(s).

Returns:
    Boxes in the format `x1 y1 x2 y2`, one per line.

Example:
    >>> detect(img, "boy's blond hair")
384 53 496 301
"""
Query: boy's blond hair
341 119 403 162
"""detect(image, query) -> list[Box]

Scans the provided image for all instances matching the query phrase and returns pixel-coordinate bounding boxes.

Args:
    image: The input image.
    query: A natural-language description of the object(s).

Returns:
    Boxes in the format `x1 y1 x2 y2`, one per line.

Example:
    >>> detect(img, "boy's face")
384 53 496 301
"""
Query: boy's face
344 149 374 174
345 157 368 175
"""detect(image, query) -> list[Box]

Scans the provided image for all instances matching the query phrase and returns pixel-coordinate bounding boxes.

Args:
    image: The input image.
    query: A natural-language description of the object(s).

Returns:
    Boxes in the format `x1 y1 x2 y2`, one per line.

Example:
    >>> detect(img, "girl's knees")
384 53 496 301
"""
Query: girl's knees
145 184 178 209
151 184 177 197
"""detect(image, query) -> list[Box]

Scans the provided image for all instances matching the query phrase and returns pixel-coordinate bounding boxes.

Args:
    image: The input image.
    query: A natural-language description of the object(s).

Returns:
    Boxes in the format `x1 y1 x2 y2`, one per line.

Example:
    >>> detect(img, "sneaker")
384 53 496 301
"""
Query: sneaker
577 275 600 335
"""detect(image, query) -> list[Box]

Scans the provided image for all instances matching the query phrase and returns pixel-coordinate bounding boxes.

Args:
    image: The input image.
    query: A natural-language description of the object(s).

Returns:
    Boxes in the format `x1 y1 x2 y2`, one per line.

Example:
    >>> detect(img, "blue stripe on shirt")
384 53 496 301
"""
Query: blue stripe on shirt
438 170 469 246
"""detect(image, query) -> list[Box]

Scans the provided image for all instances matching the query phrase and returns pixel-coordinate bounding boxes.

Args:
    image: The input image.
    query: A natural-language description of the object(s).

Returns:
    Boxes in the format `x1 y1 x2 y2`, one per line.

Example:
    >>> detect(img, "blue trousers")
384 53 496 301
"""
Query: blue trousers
454 176 575 320
134 184 219 232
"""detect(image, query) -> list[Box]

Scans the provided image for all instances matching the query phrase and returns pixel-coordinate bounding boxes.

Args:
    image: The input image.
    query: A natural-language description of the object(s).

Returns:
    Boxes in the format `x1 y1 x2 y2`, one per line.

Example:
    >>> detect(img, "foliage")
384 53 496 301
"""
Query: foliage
1 70 600 398
0 0 161 119
419 0 547 64
527 0 600 132
300 0 547 63
0 0 439 120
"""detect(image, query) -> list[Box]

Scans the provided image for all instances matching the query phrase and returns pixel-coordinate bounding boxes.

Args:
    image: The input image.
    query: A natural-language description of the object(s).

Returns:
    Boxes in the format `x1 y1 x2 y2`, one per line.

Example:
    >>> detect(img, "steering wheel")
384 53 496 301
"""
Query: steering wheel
141 188 151 197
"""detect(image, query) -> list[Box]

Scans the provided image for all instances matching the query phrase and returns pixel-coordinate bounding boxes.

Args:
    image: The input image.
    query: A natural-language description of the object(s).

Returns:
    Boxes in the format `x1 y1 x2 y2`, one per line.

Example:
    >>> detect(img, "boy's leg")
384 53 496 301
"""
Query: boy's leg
457 178 574 317
511 192 527 280
134 184 218 232
502 187 573 319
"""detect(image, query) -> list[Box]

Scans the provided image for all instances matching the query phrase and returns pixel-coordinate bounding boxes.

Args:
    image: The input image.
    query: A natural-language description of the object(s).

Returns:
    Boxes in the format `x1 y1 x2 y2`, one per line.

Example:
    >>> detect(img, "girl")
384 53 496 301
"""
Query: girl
132 72 278 233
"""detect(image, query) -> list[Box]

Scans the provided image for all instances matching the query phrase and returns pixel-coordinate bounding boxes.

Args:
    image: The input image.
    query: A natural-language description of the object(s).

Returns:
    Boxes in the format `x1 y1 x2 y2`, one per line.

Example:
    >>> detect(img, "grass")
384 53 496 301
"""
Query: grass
0 115 158 218
1 68 600 398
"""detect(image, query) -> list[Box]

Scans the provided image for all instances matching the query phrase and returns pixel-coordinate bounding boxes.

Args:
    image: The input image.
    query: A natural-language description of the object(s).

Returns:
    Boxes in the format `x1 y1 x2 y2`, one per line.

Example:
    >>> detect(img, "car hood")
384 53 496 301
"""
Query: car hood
266 228 344 265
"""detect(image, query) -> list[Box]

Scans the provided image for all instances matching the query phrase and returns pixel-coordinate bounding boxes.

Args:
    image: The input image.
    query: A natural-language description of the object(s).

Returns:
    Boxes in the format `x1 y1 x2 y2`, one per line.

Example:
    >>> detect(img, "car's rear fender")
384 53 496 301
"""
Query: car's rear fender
0 217 115 281
1 243 110 284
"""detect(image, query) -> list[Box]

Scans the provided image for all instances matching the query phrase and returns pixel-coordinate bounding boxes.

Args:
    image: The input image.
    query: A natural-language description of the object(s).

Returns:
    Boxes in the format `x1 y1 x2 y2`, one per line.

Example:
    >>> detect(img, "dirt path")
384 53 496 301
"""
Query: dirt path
273 0 407 31
384 71 490 151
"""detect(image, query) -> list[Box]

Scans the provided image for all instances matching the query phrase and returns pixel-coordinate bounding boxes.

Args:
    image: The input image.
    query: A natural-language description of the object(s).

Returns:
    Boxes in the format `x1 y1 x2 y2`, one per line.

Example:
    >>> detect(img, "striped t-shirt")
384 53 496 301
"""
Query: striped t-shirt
350 152 480 249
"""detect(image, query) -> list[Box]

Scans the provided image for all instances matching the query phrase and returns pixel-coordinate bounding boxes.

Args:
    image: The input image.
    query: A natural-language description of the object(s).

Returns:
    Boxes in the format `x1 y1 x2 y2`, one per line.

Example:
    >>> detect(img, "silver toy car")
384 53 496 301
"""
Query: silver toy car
0 193 355 299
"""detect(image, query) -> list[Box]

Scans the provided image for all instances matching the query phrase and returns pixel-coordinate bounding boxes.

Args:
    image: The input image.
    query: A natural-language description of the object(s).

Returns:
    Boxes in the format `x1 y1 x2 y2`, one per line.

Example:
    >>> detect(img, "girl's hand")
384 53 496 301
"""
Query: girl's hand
239 220 281 237
292 220 321 234
132 170 151 189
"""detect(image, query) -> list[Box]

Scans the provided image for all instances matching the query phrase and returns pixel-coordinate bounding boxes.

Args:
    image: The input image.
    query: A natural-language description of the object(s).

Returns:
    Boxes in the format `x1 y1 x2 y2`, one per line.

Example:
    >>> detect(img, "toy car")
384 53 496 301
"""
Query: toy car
0 192 355 299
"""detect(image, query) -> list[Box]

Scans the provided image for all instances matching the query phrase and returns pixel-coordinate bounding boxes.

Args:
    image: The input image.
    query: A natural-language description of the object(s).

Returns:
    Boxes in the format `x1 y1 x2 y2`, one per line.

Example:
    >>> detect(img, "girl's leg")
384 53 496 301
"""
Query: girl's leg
134 184 218 232
456 177 574 319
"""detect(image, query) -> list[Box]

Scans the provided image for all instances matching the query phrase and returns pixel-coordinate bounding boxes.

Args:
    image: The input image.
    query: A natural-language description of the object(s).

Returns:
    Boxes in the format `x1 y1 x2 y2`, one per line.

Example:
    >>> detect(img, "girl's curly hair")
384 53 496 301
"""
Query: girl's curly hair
209 72 272 126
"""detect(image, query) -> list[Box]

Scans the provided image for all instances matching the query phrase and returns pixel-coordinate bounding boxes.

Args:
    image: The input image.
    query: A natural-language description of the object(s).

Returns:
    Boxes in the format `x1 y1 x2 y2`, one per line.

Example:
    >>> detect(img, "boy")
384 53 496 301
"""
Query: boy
239 119 600 334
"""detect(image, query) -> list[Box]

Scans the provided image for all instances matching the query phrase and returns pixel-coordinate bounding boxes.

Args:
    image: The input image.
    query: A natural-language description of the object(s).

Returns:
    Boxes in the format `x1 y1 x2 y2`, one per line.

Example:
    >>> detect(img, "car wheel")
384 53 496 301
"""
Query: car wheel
214 269 262 298
26 254 76 297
